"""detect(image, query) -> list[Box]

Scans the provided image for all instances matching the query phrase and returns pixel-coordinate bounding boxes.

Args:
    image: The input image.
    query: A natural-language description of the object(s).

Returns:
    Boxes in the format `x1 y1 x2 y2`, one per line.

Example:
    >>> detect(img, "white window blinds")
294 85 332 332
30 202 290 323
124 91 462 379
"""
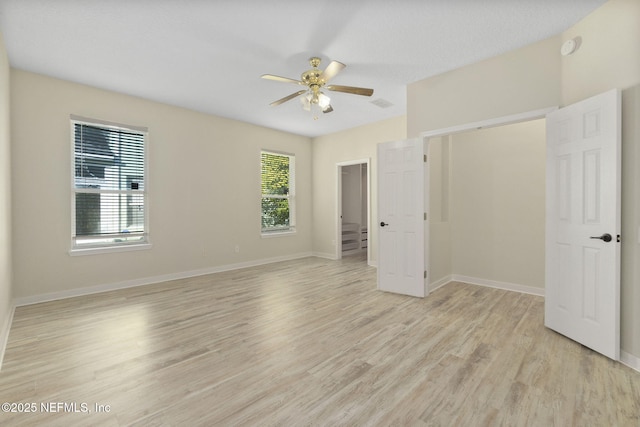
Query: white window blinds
72 118 148 249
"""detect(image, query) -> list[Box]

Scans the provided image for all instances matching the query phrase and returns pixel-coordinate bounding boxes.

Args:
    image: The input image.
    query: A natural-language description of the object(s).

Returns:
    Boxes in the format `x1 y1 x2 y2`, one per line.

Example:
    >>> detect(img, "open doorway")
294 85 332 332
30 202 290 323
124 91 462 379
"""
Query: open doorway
336 159 370 263
417 107 557 294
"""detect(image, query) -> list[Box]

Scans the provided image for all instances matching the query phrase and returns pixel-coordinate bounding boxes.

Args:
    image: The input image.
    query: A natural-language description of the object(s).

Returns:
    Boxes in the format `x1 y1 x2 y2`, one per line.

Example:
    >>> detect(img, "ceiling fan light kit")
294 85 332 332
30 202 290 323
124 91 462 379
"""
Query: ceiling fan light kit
262 57 374 119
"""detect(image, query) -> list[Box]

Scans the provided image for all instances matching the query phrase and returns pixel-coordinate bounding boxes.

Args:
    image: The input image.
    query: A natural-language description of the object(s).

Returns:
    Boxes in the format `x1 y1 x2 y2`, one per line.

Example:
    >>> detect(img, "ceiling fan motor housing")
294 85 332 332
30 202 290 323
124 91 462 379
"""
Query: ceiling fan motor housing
301 57 324 87
301 70 322 86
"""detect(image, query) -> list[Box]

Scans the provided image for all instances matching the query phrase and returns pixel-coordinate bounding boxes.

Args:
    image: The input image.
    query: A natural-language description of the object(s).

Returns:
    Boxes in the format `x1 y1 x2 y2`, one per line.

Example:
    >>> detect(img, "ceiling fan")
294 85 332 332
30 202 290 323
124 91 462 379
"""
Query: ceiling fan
261 57 374 116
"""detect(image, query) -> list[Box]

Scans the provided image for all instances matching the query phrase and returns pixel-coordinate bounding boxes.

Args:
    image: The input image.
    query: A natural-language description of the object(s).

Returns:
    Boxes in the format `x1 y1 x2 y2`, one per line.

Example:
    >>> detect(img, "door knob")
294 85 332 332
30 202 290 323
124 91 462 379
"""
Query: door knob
380 221 388 227
590 233 612 242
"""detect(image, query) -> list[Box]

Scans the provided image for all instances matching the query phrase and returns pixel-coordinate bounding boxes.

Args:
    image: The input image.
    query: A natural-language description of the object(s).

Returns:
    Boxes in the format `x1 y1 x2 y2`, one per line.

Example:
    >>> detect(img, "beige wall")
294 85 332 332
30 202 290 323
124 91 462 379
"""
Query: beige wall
561 0 640 358
407 36 562 137
311 116 406 261
619 85 640 358
426 136 452 286
561 0 640 105
408 0 640 358
0 32 12 357
425 122 546 291
409 35 561 290
10 70 312 299
341 164 364 225
450 120 546 289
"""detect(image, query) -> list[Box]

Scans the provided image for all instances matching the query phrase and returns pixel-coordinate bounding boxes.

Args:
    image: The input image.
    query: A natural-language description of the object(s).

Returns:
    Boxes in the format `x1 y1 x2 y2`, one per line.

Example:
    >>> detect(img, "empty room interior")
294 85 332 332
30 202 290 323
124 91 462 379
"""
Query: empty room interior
1 0 639 425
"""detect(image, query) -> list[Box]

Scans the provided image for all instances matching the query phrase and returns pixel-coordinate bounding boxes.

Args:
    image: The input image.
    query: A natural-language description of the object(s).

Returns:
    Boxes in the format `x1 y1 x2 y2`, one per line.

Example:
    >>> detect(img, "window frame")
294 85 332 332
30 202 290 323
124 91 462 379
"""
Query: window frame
260 150 296 237
70 116 151 255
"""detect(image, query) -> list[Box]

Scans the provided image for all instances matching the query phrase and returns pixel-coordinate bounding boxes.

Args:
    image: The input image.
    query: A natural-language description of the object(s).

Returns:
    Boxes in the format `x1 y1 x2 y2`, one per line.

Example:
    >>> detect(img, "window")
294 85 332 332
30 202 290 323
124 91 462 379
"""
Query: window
71 116 149 252
261 151 295 234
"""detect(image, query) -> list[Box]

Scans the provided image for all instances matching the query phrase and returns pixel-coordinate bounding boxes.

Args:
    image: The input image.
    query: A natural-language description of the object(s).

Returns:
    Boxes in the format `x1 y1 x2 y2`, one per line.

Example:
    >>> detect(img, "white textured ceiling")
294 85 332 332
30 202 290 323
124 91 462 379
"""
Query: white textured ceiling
0 0 606 137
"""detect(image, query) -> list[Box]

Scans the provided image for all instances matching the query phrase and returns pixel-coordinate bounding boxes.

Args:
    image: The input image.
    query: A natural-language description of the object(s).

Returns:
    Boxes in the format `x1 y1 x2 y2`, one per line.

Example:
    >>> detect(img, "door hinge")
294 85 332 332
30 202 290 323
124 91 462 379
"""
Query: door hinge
424 270 427 279
423 154 427 163
424 212 427 220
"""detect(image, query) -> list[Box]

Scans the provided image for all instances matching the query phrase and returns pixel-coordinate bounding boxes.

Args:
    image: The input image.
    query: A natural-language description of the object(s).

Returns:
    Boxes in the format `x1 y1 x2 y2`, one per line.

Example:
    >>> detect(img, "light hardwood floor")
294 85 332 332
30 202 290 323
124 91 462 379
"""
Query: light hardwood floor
1 255 638 426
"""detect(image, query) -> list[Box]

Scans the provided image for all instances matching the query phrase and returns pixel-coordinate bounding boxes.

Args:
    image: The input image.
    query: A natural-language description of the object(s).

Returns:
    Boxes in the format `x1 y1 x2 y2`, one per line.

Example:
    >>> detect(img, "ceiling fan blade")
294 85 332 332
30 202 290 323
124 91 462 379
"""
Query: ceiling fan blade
261 74 305 85
326 85 374 97
320 60 345 82
270 90 308 106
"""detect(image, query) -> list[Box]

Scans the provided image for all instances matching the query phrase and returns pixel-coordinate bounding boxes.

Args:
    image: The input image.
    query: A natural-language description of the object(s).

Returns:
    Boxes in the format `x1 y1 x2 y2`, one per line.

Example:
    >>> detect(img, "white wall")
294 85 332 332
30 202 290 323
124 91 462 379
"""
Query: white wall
0 31 13 366
10 70 312 300
311 116 406 261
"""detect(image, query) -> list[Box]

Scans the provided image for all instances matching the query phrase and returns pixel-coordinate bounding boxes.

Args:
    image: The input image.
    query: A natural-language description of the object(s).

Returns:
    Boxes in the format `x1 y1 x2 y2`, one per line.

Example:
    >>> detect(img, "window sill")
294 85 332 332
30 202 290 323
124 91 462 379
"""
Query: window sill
69 243 152 256
261 230 296 238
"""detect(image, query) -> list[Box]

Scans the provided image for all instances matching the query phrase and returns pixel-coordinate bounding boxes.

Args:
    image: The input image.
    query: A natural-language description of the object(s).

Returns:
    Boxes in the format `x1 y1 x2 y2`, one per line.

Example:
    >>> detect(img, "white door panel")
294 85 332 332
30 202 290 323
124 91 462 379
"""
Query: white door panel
545 89 621 360
378 139 426 297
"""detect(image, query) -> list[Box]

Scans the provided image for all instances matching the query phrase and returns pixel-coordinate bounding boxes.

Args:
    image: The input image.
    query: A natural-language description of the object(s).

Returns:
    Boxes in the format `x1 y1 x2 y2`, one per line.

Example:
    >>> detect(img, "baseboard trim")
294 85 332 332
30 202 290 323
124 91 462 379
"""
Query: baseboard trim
312 251 338 260
427 274 544 297
429 275 453 293
621 351 640 373
0 302 15 371
450 274 545 297
14 252 314 307
312 251 378 267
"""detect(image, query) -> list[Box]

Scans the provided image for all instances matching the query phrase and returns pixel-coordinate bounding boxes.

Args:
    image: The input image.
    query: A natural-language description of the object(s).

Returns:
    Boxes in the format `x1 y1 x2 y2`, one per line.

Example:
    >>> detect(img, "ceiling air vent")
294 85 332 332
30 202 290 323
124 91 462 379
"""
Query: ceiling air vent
370 98 394 109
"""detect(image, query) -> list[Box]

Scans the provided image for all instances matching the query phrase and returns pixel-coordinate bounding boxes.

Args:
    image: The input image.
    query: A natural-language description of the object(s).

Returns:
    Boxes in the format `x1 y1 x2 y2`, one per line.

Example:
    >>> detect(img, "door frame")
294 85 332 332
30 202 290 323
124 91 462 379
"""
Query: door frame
335 158 371 264
420 107 557 140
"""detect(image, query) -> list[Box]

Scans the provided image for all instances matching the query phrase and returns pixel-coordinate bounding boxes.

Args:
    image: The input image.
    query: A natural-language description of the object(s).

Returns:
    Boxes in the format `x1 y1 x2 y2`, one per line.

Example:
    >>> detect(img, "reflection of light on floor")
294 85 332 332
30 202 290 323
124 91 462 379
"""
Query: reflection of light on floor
260 295 291 333
258 279 298 358
26 302 158 409
86 304 151 376
99 305 148 343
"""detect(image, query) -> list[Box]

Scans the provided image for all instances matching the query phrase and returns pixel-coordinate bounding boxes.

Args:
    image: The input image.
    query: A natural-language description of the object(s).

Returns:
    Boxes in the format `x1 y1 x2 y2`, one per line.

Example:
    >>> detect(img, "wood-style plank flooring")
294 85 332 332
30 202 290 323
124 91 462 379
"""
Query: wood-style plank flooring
1 255 638 426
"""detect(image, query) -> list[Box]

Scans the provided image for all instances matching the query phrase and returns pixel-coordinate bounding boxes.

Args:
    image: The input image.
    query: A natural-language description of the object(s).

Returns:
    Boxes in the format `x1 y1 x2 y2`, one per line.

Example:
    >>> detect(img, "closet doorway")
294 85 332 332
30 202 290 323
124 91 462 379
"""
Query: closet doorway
336 159 370 264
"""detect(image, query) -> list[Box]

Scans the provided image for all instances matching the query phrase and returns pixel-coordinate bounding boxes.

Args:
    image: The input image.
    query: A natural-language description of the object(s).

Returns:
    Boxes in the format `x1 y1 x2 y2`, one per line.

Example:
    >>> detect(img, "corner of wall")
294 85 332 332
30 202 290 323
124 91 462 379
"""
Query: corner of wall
0 29 14 371
560 0 640 105
0 303 15 371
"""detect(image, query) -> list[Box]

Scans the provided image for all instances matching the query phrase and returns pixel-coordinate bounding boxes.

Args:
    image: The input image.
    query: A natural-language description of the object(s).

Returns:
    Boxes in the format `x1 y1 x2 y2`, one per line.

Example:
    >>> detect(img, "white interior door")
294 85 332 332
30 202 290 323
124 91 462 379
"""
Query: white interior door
377 139 425 297
545 89 621 360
